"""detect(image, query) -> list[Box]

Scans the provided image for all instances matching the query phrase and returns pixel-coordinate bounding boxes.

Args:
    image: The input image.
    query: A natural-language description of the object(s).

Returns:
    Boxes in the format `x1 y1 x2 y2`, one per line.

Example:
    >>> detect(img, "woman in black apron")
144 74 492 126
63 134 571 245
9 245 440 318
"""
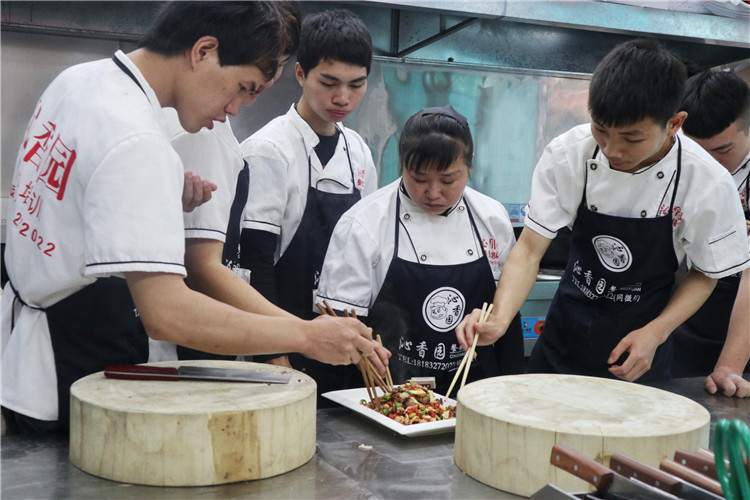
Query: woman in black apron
369 193 524 395
671 161 750 377
317 105 524 397
528 141 683 381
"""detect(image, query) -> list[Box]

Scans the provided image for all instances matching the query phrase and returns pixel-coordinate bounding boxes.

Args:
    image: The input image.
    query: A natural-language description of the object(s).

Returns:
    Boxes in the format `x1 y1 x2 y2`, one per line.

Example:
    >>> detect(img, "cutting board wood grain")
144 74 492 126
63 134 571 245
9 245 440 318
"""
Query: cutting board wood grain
454 374 709 497
69 360 316 486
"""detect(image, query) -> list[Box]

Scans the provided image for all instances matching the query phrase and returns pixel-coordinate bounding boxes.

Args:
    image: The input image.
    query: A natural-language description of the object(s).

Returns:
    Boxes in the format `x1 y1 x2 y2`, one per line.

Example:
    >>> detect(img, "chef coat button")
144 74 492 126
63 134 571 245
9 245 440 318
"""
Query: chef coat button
420 255 427 262
590 163 597 170
657 171 664 179
403 213 411 221
467 249 474 256
590 204 598 212
640 210 647 218
458 205 465 212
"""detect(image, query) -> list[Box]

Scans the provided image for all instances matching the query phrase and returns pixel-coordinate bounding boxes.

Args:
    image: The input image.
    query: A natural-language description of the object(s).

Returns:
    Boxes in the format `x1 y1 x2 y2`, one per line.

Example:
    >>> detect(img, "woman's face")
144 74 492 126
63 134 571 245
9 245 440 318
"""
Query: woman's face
402 158 470 214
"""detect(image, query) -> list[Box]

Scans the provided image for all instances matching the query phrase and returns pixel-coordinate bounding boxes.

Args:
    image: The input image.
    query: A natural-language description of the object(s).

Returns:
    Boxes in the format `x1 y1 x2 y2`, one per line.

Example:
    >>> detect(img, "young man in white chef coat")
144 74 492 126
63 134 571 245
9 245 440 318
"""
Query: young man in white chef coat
672 69 750 397
1 1 379 435
456 39 750 383
238 9 378 393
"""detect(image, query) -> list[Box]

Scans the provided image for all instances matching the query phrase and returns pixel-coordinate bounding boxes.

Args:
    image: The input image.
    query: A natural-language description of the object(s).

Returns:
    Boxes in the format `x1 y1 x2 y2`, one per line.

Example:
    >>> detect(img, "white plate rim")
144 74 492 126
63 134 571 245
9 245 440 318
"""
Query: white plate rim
322 387 457 437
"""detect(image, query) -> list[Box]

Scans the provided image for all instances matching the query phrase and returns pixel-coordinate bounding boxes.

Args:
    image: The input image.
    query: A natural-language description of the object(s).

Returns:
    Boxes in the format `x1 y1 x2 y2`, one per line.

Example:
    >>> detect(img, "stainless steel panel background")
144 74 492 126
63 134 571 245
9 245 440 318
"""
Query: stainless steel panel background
1 29 590 210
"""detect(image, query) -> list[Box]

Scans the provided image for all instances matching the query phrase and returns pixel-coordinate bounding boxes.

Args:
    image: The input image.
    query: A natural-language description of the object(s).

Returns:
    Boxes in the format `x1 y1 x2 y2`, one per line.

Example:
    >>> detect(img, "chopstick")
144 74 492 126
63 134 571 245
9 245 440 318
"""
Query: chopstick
316 301 393 405
445 302 493 399
376 334 394 389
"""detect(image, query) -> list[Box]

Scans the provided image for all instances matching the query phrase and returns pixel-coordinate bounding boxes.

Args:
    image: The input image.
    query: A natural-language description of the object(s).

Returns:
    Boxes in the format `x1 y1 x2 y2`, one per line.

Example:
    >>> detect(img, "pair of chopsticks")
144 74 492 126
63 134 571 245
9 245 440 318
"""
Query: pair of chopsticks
445 302 493 399
315 300 393 404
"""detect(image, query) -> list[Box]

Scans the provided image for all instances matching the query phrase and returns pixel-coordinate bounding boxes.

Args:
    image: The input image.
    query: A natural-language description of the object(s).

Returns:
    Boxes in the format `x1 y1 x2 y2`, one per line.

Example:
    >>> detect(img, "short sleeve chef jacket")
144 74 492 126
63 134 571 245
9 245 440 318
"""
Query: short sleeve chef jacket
316 179 516 317
240 104 378 262
167 113 245 243
1 51 186 421
524 124 749 279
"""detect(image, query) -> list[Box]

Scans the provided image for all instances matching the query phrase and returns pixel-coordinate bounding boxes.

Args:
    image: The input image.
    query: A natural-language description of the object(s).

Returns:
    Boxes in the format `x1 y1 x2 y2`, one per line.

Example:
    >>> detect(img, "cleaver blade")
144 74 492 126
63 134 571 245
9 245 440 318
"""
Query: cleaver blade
104 364 292 384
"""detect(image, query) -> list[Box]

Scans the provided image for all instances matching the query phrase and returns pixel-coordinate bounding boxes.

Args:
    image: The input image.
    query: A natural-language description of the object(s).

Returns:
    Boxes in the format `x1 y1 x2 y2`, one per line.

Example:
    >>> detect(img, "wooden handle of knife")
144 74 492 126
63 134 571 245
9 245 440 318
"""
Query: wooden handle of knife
550 443 613 492
674 449 718 479
659 458 724 496
609 453 682 495
103 364 179 381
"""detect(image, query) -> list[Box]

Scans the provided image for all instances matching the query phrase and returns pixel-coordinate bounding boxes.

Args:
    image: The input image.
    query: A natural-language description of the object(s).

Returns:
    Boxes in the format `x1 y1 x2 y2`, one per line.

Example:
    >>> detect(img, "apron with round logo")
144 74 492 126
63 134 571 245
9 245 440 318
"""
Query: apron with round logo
368 191 524 396
528 141 682 381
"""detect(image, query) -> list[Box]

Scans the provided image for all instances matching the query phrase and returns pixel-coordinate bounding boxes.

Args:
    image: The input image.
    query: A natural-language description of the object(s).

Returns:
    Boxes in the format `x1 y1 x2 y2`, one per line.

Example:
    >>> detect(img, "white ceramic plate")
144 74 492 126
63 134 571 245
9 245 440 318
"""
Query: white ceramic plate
322 387 457 437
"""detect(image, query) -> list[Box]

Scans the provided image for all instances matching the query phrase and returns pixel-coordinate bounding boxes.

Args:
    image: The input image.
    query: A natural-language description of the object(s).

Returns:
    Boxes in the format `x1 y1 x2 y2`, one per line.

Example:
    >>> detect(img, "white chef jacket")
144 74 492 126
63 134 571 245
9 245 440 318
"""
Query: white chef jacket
169 114 245 243
316 179 516 317
1 51 186 420
240 104 378 262
525 124 749 279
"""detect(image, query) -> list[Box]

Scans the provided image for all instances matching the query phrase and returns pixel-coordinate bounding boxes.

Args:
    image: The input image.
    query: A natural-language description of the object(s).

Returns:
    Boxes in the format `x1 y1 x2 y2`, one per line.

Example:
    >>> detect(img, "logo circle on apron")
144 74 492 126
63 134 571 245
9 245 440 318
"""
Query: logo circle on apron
592 235 632 272
422 287 465 332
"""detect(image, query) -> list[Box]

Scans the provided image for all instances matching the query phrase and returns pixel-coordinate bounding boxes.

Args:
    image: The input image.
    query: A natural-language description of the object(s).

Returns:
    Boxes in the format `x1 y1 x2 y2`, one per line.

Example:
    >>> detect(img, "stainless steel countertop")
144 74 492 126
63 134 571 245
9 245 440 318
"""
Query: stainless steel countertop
2 377 748 499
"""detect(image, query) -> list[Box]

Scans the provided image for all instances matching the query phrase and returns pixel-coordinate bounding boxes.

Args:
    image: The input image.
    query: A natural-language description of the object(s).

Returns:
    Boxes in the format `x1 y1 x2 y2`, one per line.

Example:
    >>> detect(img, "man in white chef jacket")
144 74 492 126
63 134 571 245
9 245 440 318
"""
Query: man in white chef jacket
457 39 750 383
672 69 750 397
1 1 379 435
238 9 379 396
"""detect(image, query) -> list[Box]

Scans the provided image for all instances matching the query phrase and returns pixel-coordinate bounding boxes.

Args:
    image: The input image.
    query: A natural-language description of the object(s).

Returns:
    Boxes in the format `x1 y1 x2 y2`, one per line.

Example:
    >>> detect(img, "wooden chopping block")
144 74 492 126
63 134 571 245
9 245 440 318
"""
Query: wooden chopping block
454 374 709 497
70 360 316 486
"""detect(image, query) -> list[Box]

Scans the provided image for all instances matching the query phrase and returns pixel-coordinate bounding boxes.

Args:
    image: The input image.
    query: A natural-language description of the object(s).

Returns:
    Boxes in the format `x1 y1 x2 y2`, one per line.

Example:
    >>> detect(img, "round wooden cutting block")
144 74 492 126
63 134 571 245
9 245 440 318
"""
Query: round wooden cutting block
454 374 710 497
69 360 316 486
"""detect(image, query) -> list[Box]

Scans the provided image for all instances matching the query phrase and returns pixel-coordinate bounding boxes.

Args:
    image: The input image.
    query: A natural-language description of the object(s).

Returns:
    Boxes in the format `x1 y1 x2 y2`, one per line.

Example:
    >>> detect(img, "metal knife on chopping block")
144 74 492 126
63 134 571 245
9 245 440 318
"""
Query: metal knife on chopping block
104 364 292 384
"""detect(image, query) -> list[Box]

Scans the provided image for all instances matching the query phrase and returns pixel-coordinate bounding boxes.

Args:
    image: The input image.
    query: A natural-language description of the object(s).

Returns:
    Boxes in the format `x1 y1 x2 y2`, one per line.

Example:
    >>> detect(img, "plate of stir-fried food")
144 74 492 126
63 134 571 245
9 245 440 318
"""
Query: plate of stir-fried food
322 381 457 437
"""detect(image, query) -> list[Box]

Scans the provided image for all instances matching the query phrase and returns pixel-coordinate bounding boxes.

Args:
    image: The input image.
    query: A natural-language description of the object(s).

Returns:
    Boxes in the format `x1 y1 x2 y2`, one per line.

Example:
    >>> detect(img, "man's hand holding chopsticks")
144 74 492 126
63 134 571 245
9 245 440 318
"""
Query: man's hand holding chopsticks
305 314 380 366
455 305 508 353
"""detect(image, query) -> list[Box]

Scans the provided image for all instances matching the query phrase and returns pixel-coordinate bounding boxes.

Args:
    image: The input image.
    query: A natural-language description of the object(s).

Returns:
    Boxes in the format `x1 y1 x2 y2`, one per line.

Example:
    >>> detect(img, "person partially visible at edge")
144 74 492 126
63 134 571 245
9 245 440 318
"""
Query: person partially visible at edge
1 1 382 435
238 9 380 400
455 39 750 383
672 69 750 398
316 105 525 396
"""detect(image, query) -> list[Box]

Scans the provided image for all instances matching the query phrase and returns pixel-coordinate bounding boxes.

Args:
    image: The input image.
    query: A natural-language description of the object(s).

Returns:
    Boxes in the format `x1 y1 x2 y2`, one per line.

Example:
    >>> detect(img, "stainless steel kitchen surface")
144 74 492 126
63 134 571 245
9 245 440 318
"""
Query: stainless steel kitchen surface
2 377 748 499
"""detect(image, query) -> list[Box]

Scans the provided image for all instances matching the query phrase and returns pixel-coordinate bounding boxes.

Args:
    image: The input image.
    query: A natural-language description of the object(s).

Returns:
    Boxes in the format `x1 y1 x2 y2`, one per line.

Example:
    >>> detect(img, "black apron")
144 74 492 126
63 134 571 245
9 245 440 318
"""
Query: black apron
178 161 249 361
7 276 147 430
528 141 682 381
223 161 250 268
283 131 363 397
8 276 147 429
672 159 750 377
368 191 524 396
276 130 361 320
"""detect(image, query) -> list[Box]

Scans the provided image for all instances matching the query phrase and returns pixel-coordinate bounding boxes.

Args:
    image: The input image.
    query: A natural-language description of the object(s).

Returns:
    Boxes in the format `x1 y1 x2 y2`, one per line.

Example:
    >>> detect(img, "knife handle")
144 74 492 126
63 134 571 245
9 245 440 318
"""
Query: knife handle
550 443 613 492
674 450 718 479
104 364 179 381
609 453 682 495
659 458 724 497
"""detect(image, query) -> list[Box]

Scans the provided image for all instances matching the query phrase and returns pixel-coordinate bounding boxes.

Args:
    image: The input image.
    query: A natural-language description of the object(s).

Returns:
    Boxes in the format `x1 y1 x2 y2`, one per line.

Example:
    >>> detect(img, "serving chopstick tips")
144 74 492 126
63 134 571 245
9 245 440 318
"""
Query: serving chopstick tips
376 334 394 389
445 302 494 399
